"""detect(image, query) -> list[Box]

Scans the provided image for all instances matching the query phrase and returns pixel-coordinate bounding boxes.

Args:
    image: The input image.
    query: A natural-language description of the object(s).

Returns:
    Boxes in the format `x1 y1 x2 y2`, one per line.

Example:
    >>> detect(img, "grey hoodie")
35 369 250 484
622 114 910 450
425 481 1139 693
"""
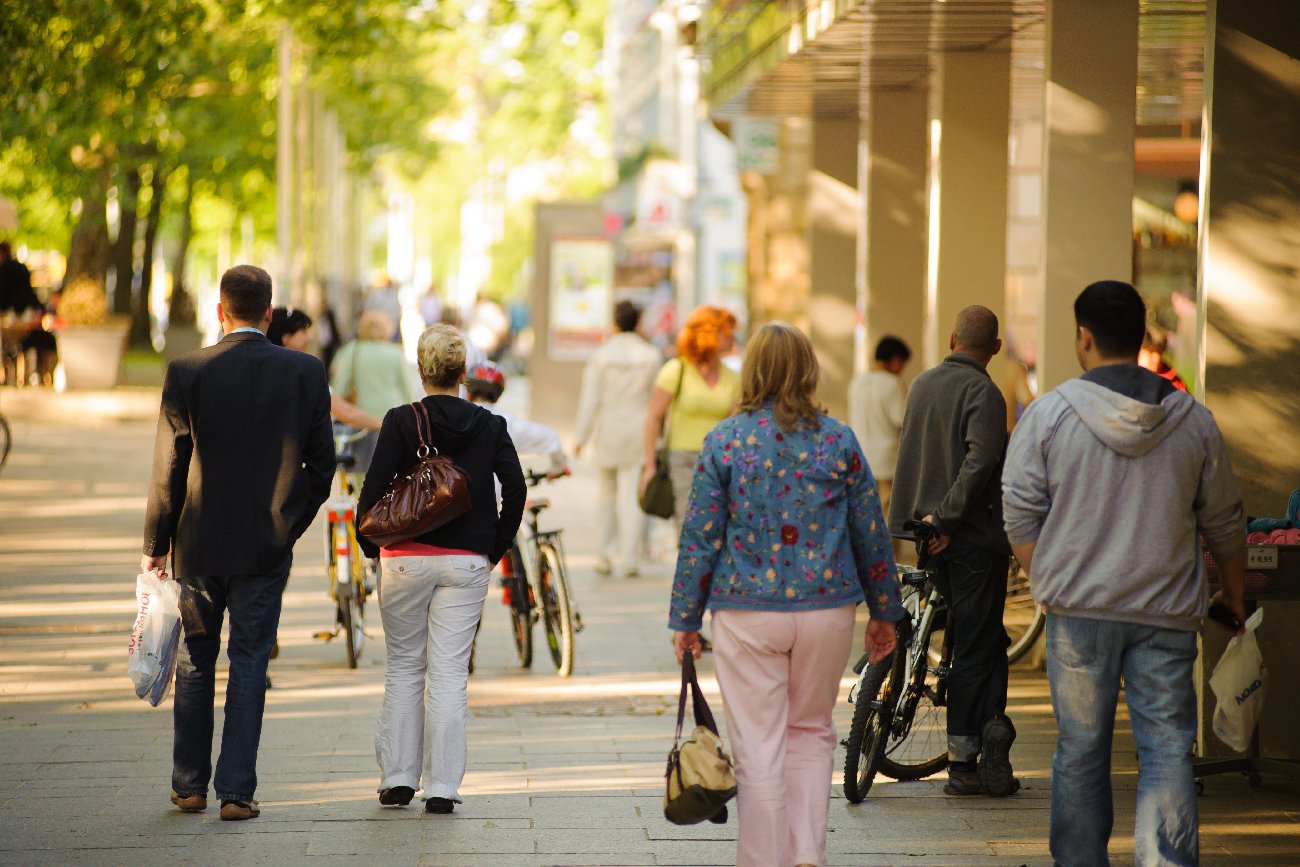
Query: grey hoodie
1002 365 1245 631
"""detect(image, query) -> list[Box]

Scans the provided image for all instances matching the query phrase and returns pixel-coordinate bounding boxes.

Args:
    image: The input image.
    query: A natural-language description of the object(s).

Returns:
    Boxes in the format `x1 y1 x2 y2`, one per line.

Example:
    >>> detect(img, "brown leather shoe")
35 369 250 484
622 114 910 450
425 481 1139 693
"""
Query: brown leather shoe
219 799 260 820
170 791 207 813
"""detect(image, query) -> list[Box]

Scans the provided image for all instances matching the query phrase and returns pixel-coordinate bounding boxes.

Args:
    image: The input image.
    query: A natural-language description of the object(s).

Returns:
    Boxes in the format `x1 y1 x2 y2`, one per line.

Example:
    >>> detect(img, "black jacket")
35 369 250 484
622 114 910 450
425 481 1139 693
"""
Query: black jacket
356 395 525 563
143 330 335 578
888 353 1010 554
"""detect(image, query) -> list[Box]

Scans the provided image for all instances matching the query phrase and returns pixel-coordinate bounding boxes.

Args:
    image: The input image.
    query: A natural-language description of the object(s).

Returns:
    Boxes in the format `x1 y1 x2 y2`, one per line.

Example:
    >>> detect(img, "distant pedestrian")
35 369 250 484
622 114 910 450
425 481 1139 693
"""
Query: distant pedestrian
142 265 334 821
418 283 444 328
848 335 911 516
1138 322 1189 393
641 305 740 524
669 322 902 867
1003 280 1247 866
889 305 1019 797
330 309 413 473
574 301 663 577
357 324 525 814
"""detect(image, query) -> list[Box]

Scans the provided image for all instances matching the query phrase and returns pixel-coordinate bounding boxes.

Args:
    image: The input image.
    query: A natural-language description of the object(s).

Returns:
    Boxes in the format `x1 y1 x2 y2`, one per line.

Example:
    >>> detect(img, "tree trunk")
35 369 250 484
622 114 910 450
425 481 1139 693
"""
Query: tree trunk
131 166 168 347
171 178 195 304
111 167 141 316
65 175 113 287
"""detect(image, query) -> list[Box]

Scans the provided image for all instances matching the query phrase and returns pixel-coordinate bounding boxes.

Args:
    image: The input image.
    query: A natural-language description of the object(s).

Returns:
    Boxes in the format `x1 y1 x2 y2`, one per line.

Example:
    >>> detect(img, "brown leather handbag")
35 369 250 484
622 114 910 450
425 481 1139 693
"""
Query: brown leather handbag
358 401 472 547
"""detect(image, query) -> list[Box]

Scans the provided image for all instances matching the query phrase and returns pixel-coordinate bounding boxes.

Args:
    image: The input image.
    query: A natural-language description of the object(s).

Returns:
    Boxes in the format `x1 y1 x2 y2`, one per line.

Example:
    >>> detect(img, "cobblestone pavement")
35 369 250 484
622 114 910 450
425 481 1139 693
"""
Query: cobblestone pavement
1 387 1297 866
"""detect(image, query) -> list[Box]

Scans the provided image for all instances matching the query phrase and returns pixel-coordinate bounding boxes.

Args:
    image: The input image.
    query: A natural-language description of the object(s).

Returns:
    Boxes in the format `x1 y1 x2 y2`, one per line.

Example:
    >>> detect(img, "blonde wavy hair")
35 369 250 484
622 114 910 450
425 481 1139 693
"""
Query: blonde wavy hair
417 324 467 388
677 305 737 367
358 309 394 341
738 322 825 431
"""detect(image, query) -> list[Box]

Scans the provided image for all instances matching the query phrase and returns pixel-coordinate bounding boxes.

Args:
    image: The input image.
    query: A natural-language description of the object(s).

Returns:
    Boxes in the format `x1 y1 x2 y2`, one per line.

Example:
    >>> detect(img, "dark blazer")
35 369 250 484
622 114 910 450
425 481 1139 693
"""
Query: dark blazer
143 330 335 578
356 395 525 563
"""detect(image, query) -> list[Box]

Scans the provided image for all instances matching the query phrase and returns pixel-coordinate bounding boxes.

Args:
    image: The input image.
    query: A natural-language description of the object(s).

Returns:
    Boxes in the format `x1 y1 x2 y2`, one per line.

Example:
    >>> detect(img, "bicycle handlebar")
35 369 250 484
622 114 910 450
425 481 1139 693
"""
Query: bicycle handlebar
524 467 571 487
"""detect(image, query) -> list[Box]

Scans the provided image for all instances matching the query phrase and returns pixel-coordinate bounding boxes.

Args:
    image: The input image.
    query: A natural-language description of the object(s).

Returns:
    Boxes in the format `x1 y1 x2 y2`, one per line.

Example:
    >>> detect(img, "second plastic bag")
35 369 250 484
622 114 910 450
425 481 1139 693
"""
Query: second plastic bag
127 571 182 707
1209 608 1268 752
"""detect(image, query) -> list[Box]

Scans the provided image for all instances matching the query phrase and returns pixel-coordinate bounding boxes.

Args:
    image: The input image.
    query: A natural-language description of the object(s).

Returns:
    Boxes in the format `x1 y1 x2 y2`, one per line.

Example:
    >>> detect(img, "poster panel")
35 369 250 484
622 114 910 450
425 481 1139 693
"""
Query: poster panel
549 237 613 360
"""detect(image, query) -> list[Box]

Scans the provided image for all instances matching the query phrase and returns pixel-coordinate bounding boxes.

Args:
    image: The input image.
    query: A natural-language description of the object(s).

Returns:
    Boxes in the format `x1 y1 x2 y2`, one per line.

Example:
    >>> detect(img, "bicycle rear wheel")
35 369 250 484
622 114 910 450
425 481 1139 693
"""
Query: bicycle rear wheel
1005 557 1044 664
843 655 895 803
537 542 575 677
878 613 949 781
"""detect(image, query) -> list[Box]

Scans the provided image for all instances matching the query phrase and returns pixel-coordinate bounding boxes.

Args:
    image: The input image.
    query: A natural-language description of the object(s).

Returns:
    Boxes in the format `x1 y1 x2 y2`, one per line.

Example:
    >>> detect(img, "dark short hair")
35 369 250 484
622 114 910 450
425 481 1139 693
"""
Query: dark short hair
220 265 273 323
874 336 911 363
1074 280 1146 358
268 306 314 346
0 241 11 259
613 300 641 333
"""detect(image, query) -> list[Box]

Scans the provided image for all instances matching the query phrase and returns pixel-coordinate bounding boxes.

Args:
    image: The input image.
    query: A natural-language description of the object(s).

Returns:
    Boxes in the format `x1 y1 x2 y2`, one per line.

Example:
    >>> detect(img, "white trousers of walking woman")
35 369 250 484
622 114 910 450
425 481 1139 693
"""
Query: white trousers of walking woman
375 553 490 802
711 605 857 867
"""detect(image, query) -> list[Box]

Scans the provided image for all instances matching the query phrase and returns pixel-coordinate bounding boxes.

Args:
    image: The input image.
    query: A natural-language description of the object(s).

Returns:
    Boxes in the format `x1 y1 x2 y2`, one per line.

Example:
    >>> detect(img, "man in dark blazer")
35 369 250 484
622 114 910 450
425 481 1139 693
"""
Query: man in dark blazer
141 265 334 821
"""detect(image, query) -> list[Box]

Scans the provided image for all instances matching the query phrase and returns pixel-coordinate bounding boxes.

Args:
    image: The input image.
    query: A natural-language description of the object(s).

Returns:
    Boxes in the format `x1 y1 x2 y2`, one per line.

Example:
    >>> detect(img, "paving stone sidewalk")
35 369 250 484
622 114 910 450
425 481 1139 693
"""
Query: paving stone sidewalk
0 387 1296 866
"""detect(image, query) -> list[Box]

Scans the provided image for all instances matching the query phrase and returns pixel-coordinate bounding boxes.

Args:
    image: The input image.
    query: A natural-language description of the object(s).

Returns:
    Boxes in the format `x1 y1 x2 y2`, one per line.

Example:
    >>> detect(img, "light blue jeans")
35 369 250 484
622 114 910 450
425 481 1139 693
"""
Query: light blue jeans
1046 613 1199 867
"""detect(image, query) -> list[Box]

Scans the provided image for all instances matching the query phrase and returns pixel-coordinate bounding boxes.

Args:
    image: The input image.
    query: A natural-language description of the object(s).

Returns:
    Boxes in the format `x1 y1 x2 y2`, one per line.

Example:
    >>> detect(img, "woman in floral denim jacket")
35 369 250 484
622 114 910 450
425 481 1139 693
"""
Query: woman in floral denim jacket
669 323 903 867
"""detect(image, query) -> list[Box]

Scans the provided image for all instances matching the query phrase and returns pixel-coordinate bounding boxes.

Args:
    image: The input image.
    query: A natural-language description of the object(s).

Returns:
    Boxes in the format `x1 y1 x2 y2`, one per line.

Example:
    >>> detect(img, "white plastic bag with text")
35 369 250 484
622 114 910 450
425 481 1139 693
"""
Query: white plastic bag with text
127 571 182 706
1209 608 1267 753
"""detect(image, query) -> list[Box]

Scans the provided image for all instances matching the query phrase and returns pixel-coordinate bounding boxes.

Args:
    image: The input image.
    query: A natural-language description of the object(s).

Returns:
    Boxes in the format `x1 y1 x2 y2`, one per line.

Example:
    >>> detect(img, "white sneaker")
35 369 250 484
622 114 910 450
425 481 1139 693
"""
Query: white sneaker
594 558 612 576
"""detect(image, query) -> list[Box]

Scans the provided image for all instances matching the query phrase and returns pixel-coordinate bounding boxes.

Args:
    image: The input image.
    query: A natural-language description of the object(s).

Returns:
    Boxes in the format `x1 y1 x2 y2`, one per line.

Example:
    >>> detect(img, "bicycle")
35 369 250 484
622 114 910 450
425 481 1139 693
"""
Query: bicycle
497 468 583 676
312 424 376 668
1005 556 1044 663
844 519 951 802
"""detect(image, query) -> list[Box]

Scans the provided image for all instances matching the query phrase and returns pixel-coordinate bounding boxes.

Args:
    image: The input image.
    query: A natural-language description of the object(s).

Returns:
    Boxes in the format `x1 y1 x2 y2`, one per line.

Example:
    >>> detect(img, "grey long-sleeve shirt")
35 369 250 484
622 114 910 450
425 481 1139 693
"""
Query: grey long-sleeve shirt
888 353 1010 553
1002 364 1245 632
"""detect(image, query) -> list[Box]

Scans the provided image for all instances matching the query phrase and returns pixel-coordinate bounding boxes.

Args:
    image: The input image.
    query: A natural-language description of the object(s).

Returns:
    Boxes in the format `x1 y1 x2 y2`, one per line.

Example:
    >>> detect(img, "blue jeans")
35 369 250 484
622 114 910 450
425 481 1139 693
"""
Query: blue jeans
172 560 290 803
1046 613 1199 867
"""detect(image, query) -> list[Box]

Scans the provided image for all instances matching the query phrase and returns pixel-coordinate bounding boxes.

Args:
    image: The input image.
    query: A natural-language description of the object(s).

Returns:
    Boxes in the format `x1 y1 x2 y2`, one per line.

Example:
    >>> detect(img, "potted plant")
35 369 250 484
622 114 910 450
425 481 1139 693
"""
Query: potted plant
162 284 204 363
57 277 132 389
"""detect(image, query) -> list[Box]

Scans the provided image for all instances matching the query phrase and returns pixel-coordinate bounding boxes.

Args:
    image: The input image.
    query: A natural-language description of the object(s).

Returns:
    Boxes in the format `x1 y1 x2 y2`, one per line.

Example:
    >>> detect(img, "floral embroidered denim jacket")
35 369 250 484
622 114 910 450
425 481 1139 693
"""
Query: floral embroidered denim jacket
668 406 905 631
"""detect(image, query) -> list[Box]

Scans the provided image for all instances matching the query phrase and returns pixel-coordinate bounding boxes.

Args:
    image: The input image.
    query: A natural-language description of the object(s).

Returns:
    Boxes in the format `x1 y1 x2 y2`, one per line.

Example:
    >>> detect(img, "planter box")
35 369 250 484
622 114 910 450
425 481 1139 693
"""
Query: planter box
58 316 131 390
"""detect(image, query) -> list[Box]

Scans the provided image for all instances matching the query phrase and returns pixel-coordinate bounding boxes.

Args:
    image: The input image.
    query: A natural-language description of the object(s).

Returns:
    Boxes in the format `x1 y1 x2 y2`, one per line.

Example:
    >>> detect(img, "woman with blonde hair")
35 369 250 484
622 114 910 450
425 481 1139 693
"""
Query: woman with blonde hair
641 305 741 524
330 310 413 473
668 322 903 867
356 324 525 813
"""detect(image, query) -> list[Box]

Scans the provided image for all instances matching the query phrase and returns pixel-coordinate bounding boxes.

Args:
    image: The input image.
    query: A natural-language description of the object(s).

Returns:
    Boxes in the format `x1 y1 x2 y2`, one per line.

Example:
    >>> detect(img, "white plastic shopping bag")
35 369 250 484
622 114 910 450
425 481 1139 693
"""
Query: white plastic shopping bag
127 571 182 707
1209 608 1267 752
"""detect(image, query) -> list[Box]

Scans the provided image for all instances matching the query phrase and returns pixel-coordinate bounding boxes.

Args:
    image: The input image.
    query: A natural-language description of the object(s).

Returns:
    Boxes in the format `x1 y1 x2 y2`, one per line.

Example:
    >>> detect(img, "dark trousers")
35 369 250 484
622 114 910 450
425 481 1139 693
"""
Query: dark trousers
172 559 290 802
930 535 1010 763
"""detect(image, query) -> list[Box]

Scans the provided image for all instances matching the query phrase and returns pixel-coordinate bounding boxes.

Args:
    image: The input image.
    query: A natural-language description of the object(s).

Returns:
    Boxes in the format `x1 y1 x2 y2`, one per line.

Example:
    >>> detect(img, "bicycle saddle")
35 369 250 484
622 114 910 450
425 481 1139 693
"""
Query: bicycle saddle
525 498 550 515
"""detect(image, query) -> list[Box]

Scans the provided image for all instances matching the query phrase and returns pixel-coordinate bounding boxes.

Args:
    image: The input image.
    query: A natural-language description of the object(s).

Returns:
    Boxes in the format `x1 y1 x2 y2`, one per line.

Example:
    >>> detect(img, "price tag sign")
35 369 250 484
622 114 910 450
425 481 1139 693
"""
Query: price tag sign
1247 546 1279 570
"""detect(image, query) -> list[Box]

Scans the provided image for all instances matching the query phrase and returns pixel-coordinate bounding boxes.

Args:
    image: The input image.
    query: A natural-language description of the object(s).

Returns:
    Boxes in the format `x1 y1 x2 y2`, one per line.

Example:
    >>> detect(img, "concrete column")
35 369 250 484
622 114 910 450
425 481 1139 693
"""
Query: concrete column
1036 0 1137 392
1198 0 1300 767
860 87 928 382
809 117 859 420
926 48 1012 368
275 26 294 302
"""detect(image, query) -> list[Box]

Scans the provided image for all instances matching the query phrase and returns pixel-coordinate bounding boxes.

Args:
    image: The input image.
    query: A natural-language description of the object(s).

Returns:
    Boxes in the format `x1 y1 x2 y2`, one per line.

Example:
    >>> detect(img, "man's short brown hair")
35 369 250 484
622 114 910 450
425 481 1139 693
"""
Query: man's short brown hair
220 265 273 323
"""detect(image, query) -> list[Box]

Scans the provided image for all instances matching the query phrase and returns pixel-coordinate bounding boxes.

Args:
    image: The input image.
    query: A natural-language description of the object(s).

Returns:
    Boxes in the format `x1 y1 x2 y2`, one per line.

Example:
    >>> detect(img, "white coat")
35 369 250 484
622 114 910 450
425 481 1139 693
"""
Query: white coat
574 331 663 469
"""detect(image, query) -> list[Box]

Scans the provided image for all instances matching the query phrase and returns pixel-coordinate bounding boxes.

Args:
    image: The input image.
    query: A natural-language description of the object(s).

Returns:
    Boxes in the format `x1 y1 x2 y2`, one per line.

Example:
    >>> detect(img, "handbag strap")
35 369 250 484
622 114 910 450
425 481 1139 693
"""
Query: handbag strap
411 400 434 459
674 652 720 742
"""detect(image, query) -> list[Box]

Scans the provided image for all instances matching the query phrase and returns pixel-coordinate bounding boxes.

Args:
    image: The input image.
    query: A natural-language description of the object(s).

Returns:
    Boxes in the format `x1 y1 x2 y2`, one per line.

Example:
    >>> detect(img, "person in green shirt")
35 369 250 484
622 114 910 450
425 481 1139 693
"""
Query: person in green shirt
641 305 741 525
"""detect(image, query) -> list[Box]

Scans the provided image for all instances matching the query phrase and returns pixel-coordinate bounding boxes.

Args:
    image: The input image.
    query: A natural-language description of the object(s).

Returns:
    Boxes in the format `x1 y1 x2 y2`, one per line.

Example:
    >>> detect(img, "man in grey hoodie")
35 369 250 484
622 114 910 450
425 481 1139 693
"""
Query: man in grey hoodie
1003 280 1247 867
890 305 1018 798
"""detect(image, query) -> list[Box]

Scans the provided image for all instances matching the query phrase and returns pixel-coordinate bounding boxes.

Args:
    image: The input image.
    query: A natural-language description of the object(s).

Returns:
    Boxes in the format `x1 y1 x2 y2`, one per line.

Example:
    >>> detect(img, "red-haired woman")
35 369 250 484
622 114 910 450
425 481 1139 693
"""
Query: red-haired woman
641 305 741 524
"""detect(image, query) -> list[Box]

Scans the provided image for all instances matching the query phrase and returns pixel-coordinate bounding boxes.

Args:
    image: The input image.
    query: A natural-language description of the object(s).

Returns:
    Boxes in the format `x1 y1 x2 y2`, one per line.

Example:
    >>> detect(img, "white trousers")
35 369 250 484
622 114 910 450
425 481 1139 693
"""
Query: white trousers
375 553 490 801
595 463 645 571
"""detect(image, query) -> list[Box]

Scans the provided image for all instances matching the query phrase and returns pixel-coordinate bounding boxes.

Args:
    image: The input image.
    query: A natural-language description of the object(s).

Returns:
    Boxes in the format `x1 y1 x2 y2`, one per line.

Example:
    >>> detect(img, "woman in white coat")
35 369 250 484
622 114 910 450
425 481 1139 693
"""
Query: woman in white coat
574 301 664 577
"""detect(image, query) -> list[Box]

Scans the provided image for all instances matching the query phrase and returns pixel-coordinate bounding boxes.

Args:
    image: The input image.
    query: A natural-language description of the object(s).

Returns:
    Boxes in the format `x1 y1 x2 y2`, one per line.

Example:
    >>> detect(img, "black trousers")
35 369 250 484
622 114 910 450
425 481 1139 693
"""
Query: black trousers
930 534 1010 763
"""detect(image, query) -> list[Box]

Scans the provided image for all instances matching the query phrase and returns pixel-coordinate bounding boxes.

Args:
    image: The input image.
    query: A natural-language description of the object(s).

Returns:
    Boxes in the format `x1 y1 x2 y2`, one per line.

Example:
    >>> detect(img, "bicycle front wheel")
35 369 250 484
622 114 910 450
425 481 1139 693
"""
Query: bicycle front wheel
843 656 895 803
537 542 575 677
1005 557 1044 664
0 414 10 474
878 613 949 781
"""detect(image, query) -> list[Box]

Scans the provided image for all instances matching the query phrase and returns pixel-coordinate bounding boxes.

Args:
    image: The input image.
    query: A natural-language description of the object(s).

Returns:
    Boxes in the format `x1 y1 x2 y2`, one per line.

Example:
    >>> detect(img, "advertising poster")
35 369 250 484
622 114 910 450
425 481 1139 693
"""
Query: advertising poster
549 237 614 360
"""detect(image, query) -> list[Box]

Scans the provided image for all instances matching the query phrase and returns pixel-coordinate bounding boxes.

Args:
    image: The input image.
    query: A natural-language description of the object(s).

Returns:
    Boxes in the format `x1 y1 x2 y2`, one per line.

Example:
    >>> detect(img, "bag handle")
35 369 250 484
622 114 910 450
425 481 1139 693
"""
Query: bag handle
411 400 436 459
674 652 720 743
660 358 687 452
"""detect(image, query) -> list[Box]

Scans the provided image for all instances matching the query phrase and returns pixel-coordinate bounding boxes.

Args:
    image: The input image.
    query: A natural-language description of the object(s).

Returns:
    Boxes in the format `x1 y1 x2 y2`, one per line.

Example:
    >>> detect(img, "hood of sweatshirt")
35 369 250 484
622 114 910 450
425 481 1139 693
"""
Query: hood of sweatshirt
421 394 496 451
1056 373 1196 458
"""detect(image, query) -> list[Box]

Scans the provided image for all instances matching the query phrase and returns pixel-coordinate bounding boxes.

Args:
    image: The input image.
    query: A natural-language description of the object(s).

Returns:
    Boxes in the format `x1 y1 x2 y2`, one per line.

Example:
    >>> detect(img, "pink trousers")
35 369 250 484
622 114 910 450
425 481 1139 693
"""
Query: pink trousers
711 605 856 867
